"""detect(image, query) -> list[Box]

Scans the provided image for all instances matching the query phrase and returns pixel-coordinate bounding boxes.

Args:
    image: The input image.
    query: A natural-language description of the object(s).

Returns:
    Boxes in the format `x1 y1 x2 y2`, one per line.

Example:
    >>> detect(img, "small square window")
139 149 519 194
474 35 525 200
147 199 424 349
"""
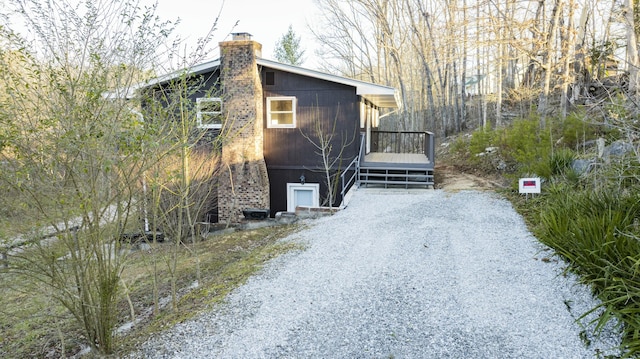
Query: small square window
197 97 223 129
267 96 296 128
265 72 275 86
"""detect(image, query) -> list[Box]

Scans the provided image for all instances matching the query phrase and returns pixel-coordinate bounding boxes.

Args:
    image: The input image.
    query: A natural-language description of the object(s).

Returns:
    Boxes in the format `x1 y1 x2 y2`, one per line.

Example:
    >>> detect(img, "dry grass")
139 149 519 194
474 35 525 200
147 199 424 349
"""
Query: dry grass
0 223 303 358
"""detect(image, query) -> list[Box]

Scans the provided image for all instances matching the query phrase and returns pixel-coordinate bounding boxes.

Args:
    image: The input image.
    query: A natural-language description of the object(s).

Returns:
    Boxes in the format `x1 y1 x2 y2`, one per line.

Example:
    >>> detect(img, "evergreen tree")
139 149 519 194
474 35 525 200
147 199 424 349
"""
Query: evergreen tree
274 25 305 66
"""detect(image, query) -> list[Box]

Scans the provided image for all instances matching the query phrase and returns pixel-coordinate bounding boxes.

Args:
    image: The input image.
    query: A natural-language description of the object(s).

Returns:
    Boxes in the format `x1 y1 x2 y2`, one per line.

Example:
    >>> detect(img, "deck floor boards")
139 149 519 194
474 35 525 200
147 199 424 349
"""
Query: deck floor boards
361 152 433 168
363 152 431 165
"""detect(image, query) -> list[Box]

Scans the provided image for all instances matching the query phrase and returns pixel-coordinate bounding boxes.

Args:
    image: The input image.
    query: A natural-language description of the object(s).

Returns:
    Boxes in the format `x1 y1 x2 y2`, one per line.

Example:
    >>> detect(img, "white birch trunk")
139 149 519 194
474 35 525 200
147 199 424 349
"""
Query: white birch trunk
625 0 640 96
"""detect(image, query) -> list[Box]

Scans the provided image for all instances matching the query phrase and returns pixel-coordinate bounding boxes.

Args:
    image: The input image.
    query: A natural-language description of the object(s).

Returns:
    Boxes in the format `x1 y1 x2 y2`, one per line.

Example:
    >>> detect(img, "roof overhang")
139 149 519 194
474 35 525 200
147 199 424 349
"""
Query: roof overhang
112 58 399 109
355 84 399 109
103 59 223 100
256 58 398 108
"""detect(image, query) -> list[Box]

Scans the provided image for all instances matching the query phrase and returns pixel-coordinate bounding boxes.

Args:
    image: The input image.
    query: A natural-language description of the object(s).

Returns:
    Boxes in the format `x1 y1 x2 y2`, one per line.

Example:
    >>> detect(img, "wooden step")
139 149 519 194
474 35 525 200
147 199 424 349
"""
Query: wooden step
359 167 434 188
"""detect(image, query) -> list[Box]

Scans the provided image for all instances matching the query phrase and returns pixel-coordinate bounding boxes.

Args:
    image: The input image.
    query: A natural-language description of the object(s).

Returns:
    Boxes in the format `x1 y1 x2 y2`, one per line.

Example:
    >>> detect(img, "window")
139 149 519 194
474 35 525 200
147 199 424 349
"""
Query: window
267 96 296 128
265 72 275 86
286 183 319 212
196 97 223 129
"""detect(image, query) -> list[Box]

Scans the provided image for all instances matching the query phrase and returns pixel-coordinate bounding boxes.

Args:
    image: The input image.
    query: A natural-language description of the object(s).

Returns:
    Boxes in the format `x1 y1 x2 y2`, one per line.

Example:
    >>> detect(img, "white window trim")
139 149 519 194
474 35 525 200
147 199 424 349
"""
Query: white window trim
196 97 223 129
286 183 319 212
267 96 297 128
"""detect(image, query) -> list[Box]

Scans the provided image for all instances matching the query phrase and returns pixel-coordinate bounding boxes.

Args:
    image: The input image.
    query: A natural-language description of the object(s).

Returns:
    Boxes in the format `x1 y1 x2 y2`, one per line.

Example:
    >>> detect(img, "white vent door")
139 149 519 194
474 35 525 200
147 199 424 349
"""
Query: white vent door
286 183 319 212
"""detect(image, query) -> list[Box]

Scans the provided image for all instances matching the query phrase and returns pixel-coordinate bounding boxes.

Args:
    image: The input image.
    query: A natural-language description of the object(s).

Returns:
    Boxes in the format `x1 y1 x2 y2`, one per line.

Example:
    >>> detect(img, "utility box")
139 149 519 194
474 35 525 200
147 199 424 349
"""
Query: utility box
242 208 270 220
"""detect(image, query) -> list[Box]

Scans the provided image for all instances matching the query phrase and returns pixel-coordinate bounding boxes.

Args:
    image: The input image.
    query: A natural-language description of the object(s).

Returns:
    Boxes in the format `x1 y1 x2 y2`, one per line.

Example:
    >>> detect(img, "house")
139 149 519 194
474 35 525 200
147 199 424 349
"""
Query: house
142 33 434 223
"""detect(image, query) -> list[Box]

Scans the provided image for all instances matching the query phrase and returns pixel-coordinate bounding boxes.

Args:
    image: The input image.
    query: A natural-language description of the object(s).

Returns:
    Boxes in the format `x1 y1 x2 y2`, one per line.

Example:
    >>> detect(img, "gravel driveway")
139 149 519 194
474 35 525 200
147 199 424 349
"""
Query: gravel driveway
132 189 621 358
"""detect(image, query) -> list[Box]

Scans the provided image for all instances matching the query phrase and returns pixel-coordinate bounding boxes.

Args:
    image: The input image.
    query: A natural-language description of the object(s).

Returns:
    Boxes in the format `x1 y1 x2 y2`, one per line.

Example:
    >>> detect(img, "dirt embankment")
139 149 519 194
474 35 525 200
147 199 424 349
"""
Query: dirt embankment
434 164 507 192
433 133 510 192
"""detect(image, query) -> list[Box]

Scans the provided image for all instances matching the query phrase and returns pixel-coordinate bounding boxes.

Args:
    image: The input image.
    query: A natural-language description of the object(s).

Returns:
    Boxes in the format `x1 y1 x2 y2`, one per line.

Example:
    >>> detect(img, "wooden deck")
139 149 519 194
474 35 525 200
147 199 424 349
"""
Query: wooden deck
359 152 434 188
363 152 432 167
339 131 436 192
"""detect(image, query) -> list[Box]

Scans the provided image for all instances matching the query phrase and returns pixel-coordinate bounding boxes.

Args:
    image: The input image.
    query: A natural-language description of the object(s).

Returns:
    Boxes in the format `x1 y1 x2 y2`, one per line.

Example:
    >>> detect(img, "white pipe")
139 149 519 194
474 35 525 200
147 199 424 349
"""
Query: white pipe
378 108 399 120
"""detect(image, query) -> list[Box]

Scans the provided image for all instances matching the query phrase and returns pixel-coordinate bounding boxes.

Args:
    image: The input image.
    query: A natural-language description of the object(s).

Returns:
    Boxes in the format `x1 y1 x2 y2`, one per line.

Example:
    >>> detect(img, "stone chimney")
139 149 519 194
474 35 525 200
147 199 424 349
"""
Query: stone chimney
217 33 270 223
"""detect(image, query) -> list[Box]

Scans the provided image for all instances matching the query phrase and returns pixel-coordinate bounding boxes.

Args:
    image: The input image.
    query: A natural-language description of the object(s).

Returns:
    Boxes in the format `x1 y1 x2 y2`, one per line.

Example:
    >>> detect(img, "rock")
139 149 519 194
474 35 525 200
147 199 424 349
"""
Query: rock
275 211 297 224
571 159 595 175
596 138 605 158
603 140 634 163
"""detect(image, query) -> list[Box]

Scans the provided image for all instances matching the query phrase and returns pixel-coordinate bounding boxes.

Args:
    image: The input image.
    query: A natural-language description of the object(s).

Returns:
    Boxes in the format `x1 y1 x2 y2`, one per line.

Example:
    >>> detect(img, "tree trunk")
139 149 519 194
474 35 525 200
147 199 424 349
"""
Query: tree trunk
560 0 576 120
496 15 504 128
625 0 640 96
405 0 438 132
571 4 590 105
423 10 449 136
477 0 486 129
538 0 563 128
461 0 468 130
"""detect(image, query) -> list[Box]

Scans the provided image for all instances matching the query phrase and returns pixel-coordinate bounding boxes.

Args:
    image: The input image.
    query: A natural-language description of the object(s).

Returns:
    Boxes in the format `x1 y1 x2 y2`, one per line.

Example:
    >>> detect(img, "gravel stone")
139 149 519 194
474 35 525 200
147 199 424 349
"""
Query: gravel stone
130 189 621 358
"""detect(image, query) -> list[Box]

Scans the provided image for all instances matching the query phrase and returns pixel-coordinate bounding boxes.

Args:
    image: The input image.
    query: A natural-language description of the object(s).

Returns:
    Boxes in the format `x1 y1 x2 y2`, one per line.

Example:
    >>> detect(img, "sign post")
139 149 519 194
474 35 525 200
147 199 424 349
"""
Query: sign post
519 177 541 199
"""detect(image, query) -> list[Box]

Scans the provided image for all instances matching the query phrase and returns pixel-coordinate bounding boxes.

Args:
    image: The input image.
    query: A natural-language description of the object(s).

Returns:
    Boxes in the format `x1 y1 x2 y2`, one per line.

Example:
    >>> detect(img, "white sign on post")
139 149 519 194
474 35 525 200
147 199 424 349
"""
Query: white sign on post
519 177 541 194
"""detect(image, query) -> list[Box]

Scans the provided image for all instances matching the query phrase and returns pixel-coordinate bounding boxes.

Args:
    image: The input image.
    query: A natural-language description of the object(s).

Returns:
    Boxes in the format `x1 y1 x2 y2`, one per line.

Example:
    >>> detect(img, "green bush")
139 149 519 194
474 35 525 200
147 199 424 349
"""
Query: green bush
501 116 550 164
533 189 640 356
560 111 601 150
454 115 579 180
602 158 640 193
449 136 469 156
549 149 576 176
468 128 494 155
534 148 577 182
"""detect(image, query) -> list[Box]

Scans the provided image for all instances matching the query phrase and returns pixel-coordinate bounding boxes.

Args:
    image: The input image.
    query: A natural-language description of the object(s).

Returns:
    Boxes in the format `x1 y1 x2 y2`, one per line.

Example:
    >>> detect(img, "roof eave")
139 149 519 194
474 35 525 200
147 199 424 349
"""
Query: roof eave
119 57 399 108
257 58 399 108
143 59 221 89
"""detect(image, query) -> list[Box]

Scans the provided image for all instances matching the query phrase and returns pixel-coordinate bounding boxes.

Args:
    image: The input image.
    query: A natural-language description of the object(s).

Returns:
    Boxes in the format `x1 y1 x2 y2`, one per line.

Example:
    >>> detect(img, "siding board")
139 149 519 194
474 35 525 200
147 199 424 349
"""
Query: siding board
149 65 363 217
261 68 360 214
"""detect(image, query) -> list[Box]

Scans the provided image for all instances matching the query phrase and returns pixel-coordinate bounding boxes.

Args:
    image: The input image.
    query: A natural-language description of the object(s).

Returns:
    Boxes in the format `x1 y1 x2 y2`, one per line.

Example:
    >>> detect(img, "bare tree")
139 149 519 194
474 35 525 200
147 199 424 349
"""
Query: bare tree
311 0 627 135
560 0 576 119
300 102 355 210
538 0 564 126
142 71 224 310
625 0 640 95
0 0 174 353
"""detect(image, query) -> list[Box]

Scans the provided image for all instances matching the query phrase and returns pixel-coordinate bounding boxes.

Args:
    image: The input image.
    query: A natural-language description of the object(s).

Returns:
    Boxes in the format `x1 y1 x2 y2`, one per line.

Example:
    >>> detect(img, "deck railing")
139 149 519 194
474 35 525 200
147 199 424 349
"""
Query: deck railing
340 134 364 198
370 130 435 164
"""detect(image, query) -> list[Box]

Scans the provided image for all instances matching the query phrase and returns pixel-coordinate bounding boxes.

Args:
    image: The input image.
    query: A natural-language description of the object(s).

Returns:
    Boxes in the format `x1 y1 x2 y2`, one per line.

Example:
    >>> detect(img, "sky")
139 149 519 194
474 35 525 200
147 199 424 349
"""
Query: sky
147 0 321 68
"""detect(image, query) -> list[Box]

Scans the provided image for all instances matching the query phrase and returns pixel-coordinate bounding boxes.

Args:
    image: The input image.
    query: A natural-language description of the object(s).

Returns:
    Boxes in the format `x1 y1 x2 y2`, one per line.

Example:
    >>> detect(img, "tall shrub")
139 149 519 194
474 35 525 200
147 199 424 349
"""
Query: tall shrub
0 0 173 353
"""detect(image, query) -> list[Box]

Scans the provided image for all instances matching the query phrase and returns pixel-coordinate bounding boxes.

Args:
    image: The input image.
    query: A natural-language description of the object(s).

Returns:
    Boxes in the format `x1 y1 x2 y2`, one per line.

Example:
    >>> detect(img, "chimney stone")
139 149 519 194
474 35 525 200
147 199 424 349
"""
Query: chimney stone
217 39 270 223
231 32 252 41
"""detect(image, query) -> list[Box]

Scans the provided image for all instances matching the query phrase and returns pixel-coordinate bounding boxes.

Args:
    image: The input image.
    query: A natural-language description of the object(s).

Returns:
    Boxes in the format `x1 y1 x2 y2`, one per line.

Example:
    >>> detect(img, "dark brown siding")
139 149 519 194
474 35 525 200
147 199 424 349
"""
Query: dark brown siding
143 69 223 145
144 65 363 218
267 169 344 214
261 68 360 214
